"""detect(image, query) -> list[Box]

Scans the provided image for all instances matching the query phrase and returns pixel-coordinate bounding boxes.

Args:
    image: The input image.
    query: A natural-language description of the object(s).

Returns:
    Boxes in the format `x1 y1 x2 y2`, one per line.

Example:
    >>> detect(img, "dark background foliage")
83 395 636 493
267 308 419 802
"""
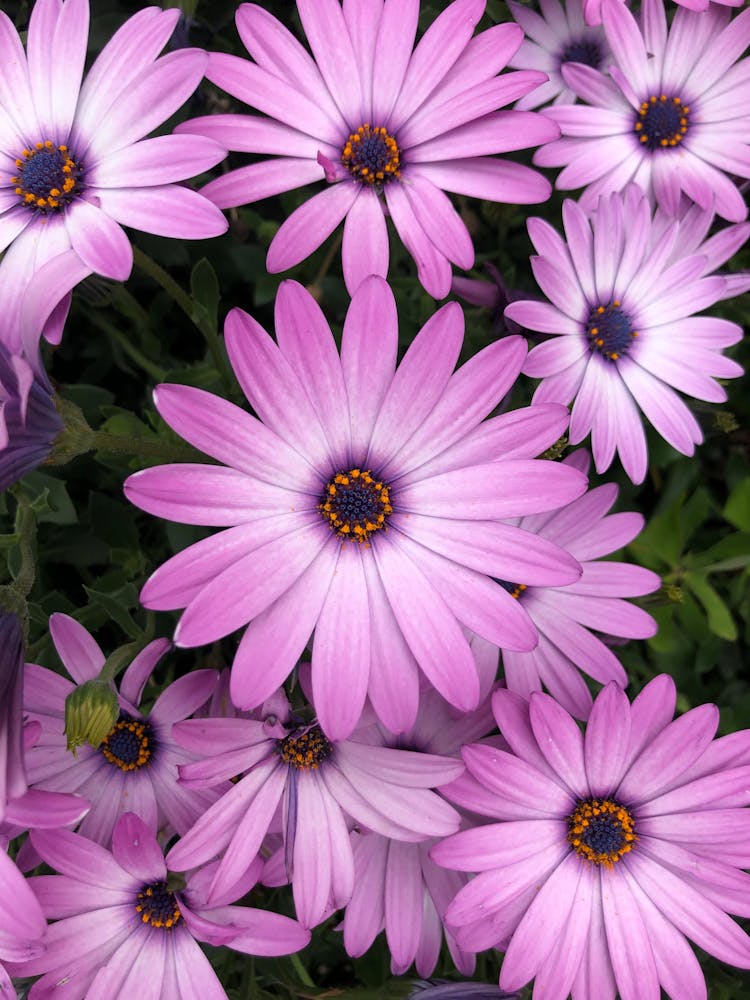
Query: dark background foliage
3 1 749 997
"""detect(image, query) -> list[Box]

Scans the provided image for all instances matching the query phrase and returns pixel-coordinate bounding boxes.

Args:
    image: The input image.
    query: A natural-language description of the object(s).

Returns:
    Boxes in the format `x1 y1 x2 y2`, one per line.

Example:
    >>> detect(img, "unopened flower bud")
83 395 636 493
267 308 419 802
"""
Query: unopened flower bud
64 681 119 755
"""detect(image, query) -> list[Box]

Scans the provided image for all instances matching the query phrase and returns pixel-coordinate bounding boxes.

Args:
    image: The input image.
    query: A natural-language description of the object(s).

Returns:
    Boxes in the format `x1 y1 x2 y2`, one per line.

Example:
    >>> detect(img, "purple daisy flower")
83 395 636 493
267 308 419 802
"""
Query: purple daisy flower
505 185 746 483
499 450 660 719
0 0 227 293
0 345 62 492
508 0 611 110
410 984 518 1000
0 847 46 993
433 680 750 1000
125 275 587 740
167 689 464 929
176 0 558 297
340 687 496 976
11 812 310 998
1 612 89 834
24 613 224 846
535 0 750 221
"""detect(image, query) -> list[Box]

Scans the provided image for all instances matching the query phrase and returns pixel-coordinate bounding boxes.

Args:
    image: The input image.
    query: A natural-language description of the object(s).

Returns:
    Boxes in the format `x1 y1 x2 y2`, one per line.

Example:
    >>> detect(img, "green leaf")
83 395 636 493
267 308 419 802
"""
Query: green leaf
83 585 142 641
684 573 737 641
22 472 77 525
724 479 750 531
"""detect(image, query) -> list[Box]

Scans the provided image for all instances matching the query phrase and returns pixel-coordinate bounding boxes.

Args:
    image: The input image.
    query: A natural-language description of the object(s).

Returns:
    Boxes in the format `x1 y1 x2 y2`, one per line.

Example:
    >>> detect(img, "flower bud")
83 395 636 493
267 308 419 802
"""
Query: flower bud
64 681 119 755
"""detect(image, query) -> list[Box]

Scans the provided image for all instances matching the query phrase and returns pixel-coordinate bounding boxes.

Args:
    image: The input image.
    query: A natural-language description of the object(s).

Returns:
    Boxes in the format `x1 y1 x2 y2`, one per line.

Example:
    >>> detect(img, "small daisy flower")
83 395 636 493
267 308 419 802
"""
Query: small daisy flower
535 0 750 221
505 185 745 483
11 812 310 998
177 0 558 297
508 0 611 110
500 451 660 719
433 679 750 1000
125 276 587 740
168 691 464 929
24 613 224 846
0 0 227 299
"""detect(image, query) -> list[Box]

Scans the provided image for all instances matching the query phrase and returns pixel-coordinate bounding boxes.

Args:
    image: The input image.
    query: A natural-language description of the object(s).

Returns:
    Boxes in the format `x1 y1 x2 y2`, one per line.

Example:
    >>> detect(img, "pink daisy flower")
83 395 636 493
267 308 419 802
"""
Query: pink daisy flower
125 275 587 740
0 0 227 307
168 689 464 929
24 613 224 846
505 185 746 483
0 847 46 993
535 0 750 221
433 679 750 1000
176 0 558 297
12 812 309 998
584 0 742 26
508 0 611 110
500 451 660 719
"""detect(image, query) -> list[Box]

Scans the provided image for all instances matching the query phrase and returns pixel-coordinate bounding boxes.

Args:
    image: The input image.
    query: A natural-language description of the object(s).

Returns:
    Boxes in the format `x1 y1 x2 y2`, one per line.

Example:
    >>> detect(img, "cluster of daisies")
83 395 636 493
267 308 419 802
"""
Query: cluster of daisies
0 0 748 998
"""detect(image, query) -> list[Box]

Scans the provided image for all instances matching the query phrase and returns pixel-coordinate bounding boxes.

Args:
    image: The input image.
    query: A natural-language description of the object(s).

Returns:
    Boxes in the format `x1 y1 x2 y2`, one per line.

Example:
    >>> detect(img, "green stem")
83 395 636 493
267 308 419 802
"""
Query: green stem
87 311 166 382
132 245 232 394
12 493 37 598
289 953 315 989
91 430 197 463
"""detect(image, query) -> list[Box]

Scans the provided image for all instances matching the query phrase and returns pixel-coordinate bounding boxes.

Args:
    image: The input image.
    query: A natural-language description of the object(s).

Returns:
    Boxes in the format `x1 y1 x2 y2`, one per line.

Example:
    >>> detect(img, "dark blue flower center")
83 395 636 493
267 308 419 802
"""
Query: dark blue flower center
278 725 333 770
135 881 181 930
100 712 154 772
319 468 393 544
11 141 82 213
635 95 690 150
568 798 636 867
342 124 401 185
560 38 602 69
498 580 528 600
585 301 636 361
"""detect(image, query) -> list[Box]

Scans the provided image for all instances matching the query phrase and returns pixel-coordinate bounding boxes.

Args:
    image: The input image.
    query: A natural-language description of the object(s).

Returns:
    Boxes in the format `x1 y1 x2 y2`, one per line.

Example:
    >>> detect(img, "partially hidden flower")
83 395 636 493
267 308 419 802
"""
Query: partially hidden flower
167 689 465 929
508 0 611 109
10 812 309 998
506 185 746 483
499 450 660 719
0 0 227 301
0 346 62 492
0 847 46 993
125 275 588 740
433 680 750 999
535 0 750 221
23 613 224 846
177 0 558 297
410 982 519 1000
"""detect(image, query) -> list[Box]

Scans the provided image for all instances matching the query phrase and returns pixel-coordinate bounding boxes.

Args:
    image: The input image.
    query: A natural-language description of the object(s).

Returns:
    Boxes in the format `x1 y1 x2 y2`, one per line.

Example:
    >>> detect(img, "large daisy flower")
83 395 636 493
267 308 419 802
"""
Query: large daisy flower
433 680 750 999
535 0 750 221
125 276 587 740
0 0 227 308
176 0 558 297
505 186 745 483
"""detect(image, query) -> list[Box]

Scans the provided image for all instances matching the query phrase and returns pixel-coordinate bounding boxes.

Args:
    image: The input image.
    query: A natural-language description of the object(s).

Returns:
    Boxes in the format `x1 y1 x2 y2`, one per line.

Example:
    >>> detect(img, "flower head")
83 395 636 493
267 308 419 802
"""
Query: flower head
24 613 224 846
177 0 558 297
506 185 746 482
0 347 62 492
10 812 309 998
433 679 750 999
167 690 464 929
125 276 588 740
508 0 611 109
535 0 750 221
0 0 227 296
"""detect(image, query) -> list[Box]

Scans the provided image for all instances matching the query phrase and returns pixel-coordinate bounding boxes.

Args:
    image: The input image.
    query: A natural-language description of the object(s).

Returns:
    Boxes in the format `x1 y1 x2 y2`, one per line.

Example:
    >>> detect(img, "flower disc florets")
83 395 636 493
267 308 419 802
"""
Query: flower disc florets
342 124 401 186
585 300 636 360
635 95 690 149
567 797 636 867
560 38 602 69
278 725 333 770
135 881 182 930
100 712 154 772
319 468 393 544
11 141 82 213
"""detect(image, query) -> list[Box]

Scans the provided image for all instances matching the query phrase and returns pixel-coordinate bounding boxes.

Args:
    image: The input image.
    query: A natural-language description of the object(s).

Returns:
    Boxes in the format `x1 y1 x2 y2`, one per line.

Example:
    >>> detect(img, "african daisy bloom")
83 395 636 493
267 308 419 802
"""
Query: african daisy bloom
500 451 660 719
0 847 46 994
24 613 224 846
508 0 611 110
535 0 750 221
12 812 310 998
125 275 587 740
505 185 745 483
583 0 742 25
176 0 558 297
0 0 227 295
168 689 464 929
432 680 750 1000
